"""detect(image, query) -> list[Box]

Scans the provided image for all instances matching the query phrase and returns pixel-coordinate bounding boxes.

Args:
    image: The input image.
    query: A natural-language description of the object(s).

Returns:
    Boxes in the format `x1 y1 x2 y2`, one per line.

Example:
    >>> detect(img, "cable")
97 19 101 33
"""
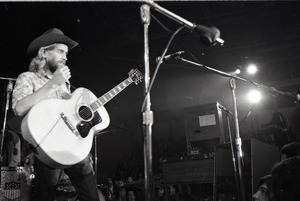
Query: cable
141 25 186 112
239 103 257 127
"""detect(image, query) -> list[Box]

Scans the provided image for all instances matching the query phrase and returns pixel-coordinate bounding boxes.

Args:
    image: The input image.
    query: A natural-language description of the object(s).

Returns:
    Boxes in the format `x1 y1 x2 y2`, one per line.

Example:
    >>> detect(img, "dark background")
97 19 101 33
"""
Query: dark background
1 1 300 183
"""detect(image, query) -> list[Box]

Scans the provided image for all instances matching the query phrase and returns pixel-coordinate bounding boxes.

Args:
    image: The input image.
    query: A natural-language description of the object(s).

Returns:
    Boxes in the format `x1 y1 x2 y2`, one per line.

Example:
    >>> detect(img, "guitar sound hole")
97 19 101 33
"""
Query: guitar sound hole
76 111 102 138
78 106 93 121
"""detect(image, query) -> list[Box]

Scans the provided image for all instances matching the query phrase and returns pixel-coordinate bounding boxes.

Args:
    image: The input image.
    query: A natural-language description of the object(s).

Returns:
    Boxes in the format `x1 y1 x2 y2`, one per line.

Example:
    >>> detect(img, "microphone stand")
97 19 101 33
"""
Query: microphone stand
217 105 241 201
229 77 246 201
138 1 223 200
0 79 15 185
94 135 98 180
94 130 110 185
172 57 247 201
140 4 154 201
174 56 300 200
225 110 241 201
139 0 224 46
138 1 296 200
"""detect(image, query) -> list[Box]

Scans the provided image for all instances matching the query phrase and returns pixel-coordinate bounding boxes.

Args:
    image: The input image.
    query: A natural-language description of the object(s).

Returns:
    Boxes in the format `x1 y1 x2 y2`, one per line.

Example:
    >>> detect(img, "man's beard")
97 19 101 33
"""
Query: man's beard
48 60 62 73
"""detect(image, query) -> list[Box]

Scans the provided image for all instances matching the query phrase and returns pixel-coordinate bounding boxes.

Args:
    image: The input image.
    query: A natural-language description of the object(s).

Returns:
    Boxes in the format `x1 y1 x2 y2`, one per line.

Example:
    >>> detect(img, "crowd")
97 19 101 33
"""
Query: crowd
103 139 300 201
99 136 187 201
253 142 300 201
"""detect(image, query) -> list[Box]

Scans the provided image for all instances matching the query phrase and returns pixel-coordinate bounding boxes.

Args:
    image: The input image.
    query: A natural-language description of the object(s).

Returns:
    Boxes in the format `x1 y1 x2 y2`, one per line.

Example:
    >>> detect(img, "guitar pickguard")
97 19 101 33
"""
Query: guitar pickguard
76 111 102 138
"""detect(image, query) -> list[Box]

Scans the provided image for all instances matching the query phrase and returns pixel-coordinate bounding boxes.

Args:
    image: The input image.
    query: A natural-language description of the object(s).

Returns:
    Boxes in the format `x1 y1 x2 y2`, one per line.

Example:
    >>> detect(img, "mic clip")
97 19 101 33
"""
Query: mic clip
156 51 185 63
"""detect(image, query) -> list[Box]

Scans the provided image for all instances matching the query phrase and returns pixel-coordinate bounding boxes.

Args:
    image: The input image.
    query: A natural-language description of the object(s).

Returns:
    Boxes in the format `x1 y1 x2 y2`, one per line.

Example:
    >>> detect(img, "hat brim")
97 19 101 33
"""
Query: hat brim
27 33 78 57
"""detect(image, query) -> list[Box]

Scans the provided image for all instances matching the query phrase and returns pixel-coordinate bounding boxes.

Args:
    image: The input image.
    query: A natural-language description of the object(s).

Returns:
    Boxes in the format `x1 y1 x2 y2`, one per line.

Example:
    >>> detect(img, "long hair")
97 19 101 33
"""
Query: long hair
28 43 58 72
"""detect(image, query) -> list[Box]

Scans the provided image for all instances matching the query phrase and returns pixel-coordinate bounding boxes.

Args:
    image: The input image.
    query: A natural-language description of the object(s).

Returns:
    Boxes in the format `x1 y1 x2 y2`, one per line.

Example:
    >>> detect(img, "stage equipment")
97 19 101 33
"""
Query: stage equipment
140 0 224 47
171 53 299 201
0 166 32 201
170 58 250 200
214 138 279 200
155 51 185 63
140 4 153 201
162 138 279 200
184 102 227 145
0 77 16 186
162 158 214 184
139 1 224 200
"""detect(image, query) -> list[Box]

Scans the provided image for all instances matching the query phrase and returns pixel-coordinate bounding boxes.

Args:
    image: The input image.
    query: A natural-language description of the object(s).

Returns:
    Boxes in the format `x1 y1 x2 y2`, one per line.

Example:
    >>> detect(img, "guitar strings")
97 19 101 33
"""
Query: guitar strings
78 104 96 120
35 117 62 148
77 75 138 120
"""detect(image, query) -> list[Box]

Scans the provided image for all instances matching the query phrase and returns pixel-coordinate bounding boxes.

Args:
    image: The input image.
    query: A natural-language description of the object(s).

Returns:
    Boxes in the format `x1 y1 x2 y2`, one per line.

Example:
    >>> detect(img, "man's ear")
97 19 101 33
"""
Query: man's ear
42 50 47 59
39 48 47 59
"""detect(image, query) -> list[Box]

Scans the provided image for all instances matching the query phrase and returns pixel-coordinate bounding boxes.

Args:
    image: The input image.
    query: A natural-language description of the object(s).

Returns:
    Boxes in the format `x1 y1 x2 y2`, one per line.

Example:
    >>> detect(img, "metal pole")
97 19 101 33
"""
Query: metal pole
229 78 246 201
0 80 14 184
140 4 154 201
94 135 98 180
226 113 241 200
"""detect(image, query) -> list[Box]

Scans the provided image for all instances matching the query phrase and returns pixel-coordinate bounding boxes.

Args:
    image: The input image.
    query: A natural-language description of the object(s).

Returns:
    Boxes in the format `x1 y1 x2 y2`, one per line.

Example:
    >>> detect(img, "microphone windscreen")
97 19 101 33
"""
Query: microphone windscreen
195 25 220 46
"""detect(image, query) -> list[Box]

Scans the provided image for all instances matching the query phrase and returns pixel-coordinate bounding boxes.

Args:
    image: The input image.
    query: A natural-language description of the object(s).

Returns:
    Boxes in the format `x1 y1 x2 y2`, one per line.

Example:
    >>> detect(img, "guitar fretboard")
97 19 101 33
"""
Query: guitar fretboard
90 77 133 111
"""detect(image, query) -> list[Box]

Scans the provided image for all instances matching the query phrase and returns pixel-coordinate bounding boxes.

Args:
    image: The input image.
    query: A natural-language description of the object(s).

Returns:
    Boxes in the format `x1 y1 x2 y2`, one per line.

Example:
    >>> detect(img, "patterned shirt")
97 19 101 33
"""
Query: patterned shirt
12 69 71 115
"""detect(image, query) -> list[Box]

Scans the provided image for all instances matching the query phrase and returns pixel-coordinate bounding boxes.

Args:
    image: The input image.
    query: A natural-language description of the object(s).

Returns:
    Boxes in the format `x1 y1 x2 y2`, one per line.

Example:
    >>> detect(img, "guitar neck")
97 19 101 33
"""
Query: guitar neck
91 77 133 111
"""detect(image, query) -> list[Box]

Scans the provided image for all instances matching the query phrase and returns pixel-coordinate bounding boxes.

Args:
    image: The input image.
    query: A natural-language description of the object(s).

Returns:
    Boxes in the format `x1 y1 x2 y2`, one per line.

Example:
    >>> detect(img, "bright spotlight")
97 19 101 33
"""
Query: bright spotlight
235 69 241 74
247 64 257 75
247 89 262 103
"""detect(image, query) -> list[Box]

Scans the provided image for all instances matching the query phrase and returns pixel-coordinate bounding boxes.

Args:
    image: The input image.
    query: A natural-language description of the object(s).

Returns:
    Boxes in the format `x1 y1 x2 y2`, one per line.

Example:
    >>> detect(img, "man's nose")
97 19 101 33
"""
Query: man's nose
62 53 67 61
252 192 259 200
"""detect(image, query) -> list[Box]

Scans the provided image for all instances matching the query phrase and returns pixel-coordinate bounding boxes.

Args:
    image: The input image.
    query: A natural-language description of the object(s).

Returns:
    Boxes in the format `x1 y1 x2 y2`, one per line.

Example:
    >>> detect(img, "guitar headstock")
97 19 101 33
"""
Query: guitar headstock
128 69 143 85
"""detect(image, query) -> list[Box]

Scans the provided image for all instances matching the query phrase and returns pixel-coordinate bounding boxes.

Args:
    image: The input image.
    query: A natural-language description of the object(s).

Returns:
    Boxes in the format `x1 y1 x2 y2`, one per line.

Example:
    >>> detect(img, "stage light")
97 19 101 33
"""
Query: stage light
235 68 241 74
229 66 241 75
247 89 262 103
247 64 257 75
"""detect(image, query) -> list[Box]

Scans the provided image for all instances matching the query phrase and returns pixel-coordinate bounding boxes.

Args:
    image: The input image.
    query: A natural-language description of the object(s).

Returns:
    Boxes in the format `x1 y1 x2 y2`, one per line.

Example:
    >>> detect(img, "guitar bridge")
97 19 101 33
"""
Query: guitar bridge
60 113 79 136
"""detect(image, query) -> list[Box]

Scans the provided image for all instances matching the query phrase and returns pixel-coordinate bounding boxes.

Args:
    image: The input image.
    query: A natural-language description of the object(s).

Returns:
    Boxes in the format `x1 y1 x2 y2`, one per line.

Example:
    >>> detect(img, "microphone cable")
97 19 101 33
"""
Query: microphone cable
141 25 185 112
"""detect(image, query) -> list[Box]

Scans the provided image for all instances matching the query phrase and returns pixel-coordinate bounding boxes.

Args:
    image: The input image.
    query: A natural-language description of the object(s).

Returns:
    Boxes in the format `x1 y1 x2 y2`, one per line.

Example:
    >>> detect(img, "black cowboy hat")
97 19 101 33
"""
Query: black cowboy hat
27 28 78 57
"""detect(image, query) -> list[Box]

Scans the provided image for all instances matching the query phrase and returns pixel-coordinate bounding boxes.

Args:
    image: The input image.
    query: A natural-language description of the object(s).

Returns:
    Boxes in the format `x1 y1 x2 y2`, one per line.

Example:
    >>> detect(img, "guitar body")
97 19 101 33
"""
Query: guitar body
21 87 110 168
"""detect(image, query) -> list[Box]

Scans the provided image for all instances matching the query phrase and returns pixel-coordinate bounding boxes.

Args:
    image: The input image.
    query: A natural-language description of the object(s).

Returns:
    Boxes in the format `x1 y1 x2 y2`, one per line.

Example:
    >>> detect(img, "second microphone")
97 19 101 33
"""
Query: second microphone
156 51 185 63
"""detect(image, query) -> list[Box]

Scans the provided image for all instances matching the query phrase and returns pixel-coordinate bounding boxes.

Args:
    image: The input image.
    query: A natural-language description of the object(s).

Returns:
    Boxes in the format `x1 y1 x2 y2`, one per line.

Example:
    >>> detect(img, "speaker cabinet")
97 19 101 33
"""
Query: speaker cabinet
184 102 227 144
215 138 280 199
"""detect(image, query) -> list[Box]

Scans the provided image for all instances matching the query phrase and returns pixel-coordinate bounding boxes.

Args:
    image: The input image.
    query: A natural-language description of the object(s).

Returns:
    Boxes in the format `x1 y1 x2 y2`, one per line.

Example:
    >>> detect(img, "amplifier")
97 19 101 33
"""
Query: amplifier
184 102 227 143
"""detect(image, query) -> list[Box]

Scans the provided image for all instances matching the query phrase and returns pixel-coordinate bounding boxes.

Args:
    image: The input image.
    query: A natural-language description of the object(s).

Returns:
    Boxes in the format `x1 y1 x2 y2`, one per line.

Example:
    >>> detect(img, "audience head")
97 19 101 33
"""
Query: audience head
253 174 272 201
271 156 300 201
280 142 300 160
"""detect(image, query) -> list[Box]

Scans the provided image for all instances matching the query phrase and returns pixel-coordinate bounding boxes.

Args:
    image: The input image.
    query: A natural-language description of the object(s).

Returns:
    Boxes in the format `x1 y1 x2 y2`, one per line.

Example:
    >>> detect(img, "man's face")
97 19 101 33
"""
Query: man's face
253 183 269 201
44 44 68 73
107 178 113 185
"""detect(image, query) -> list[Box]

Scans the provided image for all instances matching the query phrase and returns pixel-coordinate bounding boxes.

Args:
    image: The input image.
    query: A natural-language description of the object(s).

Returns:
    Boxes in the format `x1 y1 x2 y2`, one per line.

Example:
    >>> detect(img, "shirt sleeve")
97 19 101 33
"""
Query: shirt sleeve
12 72 35 114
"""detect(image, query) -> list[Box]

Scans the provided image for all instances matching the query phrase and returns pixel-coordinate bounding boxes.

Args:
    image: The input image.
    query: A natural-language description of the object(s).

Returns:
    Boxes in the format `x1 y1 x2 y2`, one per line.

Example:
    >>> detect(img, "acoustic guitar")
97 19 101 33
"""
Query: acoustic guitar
21 69 143 168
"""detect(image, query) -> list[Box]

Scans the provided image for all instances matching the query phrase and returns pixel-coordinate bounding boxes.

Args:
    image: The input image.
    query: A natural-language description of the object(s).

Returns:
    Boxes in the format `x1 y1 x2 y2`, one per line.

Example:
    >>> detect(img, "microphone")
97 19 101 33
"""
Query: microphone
6 81 13 94
194 24 224 46
156 51 185 63
6 81 13 104
218 104 233 115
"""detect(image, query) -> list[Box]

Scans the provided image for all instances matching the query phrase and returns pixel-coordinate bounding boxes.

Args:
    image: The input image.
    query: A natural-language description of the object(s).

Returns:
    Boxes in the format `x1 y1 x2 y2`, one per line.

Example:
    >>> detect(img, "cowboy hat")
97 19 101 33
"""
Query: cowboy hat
27 28 78 57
